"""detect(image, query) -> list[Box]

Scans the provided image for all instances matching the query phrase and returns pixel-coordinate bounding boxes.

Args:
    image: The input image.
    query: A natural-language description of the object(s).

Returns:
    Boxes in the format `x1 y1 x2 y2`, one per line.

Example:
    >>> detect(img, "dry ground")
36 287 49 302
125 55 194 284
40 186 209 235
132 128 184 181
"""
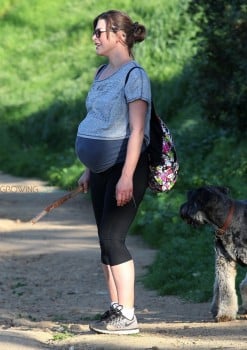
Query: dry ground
0 172 246 350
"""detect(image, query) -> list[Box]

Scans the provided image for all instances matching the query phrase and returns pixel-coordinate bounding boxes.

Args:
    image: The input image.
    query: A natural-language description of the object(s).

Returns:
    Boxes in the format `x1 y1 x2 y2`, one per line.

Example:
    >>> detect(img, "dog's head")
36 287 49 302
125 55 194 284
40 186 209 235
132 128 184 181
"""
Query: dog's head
180 185 230 227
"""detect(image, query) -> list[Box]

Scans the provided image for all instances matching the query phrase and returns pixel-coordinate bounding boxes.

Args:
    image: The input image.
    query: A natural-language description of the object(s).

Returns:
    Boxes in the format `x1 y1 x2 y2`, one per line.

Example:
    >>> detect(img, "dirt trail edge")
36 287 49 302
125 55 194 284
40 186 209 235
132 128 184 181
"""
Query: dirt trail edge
0 172 246 350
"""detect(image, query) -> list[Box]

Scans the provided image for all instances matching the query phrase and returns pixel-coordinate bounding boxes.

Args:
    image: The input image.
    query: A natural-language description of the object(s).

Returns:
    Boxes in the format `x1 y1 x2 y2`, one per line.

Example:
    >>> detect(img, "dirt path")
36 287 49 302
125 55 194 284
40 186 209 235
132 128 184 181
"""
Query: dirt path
0 172 246 350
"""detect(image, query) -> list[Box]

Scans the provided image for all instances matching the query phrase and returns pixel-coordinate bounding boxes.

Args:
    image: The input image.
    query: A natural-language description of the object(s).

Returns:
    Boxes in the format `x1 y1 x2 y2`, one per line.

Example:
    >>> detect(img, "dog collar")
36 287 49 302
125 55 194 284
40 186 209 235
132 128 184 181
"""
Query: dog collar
216 203 235 235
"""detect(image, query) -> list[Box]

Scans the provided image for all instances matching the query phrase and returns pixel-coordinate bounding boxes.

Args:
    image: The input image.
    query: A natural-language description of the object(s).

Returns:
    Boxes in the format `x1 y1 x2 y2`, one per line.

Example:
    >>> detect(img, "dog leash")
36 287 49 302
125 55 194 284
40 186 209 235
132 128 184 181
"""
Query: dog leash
30 186 84 224
216 203 235 235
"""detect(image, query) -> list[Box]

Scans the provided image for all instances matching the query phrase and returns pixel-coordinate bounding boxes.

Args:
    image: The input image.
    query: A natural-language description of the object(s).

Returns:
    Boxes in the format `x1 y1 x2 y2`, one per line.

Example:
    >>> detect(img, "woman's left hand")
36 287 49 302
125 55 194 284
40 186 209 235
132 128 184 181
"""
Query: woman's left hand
115 176 133 206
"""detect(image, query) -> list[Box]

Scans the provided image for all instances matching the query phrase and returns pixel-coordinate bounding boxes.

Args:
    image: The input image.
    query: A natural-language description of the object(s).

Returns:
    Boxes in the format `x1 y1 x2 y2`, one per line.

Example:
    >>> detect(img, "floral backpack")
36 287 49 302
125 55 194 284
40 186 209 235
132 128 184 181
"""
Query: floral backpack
125 67 179 193
147 102 179 193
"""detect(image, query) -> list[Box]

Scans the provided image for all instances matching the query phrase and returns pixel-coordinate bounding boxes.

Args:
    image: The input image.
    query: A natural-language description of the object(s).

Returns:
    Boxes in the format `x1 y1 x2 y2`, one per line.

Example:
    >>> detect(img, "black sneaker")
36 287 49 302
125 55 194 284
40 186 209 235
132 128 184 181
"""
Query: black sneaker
89 307 139 335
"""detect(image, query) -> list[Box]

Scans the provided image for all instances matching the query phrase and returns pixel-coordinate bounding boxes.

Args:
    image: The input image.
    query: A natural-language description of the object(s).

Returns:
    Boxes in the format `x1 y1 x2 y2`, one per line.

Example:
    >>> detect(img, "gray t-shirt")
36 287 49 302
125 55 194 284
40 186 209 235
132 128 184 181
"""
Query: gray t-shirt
76 60 151 173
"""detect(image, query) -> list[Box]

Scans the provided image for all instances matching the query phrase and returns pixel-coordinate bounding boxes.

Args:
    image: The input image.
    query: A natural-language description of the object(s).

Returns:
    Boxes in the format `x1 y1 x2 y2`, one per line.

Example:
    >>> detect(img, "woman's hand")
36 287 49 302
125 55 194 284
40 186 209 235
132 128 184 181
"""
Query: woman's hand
115 174 133 206
78 168 90 193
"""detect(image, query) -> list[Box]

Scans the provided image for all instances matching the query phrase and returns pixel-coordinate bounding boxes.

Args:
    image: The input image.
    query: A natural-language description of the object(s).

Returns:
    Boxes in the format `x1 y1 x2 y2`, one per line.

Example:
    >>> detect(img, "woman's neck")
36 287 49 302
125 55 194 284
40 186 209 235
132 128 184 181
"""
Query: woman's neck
108 51 132 69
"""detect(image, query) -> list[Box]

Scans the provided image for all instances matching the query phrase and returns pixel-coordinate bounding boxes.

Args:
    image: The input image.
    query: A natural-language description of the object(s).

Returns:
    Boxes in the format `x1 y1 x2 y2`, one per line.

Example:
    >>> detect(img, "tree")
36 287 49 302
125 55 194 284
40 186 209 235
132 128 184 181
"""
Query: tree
189 0 247 133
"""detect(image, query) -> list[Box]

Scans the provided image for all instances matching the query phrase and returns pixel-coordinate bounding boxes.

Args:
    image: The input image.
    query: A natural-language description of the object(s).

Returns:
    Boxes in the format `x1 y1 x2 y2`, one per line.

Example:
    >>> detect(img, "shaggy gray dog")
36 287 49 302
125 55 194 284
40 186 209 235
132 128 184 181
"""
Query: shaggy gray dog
180 185 247 322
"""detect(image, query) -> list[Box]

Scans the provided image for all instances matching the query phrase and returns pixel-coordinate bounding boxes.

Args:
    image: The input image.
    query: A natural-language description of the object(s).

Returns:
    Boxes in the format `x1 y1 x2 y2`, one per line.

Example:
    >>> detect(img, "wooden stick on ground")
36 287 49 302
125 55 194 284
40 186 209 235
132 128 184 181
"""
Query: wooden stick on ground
30 186 83 224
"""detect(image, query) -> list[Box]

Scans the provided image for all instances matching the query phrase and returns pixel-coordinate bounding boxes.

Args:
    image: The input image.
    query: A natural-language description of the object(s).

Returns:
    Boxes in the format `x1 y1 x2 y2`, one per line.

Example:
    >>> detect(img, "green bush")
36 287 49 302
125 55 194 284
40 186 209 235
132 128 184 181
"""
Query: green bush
0 0 196 186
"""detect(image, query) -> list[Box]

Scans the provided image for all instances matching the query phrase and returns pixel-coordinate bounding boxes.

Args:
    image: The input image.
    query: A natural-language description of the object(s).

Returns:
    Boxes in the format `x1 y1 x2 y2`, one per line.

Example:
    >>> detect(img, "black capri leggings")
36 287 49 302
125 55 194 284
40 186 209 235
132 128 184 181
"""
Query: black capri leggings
90 151 149 266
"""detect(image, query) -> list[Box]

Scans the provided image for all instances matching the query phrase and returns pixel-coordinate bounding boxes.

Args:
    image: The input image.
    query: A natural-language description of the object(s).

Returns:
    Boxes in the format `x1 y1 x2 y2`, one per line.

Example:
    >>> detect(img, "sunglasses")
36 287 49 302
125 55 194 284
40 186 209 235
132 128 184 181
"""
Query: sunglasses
93 28 115 38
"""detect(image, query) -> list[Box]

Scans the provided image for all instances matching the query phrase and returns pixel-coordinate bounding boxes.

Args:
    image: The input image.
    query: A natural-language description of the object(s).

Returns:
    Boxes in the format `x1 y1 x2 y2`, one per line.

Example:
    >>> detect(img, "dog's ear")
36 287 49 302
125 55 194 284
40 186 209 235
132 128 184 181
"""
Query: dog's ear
187 189 193 199
215 186 230 195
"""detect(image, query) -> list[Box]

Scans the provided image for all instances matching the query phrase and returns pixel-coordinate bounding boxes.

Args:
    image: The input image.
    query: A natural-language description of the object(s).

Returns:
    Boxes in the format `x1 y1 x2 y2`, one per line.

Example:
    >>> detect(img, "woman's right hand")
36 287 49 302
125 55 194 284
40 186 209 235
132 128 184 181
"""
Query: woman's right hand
78 168 90 193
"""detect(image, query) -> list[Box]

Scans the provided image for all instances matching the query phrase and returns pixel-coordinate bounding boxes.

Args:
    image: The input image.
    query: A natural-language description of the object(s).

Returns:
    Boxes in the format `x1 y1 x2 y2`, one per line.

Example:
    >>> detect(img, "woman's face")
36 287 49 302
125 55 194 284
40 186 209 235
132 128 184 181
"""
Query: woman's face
92 19 118 57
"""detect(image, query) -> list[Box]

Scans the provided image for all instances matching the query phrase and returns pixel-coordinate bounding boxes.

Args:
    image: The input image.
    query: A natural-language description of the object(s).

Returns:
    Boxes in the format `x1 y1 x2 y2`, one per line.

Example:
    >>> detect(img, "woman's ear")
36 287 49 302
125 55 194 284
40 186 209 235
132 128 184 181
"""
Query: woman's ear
118 31 126 41
116 31 127 46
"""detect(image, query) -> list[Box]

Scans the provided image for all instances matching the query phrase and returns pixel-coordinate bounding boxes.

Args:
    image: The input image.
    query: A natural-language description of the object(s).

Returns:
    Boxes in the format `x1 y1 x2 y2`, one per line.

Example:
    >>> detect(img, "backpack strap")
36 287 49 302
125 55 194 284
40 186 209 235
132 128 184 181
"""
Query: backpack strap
125 66 156 115
124 66 142 85
95 64 107 79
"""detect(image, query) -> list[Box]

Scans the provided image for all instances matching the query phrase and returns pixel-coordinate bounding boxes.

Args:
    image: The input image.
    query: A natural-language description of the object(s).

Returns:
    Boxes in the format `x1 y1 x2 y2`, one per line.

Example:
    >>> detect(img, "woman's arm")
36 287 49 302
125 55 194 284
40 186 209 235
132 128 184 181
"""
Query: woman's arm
115 99 147 206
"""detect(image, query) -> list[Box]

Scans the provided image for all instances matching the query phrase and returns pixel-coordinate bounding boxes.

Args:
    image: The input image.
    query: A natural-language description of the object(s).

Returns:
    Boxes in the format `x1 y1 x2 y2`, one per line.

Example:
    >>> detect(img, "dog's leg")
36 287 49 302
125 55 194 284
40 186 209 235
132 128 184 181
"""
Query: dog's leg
238 272 247 316
213 247 238 322
211 274 219 319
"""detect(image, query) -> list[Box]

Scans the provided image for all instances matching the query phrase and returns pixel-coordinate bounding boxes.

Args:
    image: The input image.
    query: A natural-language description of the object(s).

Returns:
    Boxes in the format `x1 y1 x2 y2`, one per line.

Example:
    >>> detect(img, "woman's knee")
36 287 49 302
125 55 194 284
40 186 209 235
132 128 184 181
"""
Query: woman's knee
100 238 132 266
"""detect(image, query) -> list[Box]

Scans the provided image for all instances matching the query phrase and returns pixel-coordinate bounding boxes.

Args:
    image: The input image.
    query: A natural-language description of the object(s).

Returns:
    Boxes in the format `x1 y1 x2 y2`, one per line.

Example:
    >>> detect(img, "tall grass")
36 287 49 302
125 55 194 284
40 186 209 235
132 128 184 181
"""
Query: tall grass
1 0 246 302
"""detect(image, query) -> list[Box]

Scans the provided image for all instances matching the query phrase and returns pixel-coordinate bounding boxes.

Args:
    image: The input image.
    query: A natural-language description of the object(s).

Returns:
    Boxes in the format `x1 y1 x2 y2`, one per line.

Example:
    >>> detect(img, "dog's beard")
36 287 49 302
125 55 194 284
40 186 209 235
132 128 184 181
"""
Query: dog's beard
182 210 209 227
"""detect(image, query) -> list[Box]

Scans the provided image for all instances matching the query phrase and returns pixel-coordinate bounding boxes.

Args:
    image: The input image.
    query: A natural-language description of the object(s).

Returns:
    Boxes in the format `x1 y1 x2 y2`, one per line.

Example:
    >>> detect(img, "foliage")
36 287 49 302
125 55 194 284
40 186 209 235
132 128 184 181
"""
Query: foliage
0 0 246 303
188 0 247 133
0 0 196 186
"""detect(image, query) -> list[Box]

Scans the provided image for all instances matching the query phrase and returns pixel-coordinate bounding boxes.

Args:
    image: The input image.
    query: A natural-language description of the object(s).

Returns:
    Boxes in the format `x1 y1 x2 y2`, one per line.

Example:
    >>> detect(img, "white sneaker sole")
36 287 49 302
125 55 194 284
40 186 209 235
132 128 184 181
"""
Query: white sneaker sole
89 324 140 335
